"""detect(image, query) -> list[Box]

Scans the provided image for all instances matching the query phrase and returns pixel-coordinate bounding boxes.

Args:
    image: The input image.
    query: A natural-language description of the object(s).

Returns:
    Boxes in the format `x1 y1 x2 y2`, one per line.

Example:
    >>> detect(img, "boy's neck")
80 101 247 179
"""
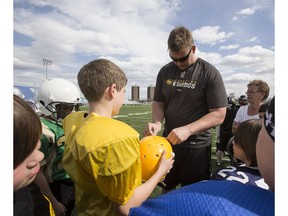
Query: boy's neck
88 101 112 117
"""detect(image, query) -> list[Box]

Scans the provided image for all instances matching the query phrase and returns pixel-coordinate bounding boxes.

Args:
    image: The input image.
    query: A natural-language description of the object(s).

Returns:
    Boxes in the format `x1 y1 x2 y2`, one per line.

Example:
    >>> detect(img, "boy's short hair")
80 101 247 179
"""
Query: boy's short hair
259 100 270 113
14 94 42 168
233 119 262 167
77 59 127 102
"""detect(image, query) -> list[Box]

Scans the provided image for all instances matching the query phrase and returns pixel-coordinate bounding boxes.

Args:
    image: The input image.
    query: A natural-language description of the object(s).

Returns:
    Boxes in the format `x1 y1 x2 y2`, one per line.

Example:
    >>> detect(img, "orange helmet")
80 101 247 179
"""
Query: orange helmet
139 135 173 182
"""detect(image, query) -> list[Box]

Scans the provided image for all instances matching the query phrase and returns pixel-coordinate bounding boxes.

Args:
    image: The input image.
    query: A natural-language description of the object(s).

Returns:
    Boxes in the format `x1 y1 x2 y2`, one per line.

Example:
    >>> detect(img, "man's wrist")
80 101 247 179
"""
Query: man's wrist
154 121 162 127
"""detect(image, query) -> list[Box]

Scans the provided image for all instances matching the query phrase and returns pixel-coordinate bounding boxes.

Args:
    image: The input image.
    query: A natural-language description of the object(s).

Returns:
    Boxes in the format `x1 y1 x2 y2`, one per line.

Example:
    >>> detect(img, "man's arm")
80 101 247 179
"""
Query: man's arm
167 107 226 145
34 169 66 216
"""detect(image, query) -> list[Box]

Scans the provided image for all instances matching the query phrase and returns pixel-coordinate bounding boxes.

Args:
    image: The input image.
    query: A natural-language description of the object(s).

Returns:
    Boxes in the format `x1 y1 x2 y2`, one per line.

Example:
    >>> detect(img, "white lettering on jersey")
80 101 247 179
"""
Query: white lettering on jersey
217 167 249 184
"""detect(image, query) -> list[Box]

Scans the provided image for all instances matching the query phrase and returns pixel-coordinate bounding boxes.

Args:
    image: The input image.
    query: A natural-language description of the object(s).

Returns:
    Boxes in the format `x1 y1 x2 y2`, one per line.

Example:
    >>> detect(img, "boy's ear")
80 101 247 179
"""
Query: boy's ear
108 84 117 97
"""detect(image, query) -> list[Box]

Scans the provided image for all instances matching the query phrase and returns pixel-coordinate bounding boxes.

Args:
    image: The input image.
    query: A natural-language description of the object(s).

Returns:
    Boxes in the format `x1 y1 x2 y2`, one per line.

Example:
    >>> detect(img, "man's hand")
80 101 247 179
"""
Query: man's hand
167 126 191 145
143 122 162 137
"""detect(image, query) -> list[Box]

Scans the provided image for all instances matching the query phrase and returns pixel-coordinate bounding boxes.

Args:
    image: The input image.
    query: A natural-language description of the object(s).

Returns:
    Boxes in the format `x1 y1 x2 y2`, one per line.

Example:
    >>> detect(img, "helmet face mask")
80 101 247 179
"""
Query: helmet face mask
55 102 82 120
36 78 82 120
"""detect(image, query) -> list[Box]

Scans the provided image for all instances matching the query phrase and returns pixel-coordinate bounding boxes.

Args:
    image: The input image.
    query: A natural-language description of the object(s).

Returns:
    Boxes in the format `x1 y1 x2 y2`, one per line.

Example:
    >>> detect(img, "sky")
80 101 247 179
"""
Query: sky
2 1 288 213
13 0 275 100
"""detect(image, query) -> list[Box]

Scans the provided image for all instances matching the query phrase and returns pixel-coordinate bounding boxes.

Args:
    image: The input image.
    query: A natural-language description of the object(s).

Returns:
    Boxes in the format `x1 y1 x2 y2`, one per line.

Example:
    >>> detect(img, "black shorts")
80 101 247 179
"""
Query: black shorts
160 145 211 190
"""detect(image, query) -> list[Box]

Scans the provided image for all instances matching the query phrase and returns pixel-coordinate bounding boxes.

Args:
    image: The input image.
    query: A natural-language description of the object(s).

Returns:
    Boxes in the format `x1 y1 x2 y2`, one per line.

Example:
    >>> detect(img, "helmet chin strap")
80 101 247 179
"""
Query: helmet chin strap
48 102 81 123
46 102 64 122
47 111 61 123
51 112 63 126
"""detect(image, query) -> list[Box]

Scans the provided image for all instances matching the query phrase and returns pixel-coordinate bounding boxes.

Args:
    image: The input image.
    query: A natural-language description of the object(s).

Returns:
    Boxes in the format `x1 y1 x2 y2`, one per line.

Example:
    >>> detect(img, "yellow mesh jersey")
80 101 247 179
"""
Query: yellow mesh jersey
62 111 142 216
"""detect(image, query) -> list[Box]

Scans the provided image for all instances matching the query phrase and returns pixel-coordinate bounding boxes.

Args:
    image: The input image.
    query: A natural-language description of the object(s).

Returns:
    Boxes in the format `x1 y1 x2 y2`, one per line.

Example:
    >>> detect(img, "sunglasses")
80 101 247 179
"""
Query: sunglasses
170 48 192 63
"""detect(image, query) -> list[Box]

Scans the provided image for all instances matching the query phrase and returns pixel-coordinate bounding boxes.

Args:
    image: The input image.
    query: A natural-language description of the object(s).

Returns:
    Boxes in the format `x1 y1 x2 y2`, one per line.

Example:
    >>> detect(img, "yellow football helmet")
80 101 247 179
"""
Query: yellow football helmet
140 135 173 182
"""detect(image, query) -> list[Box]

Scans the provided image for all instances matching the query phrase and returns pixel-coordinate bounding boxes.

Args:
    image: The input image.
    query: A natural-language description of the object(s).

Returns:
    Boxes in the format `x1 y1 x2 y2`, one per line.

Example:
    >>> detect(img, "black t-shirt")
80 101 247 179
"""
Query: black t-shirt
14 187 34 216
154 58 227 147
14 183 54 216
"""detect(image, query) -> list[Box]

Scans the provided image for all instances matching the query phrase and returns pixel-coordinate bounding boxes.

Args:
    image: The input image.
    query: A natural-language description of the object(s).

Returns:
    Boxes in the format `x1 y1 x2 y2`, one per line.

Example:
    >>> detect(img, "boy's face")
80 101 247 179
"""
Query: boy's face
56 103 78 119
112 87 126 116
232 141 247 164
13 140 44 191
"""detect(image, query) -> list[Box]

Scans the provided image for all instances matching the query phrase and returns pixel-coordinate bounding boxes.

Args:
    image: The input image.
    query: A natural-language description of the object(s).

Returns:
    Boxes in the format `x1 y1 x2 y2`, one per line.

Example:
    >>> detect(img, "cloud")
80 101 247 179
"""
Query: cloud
220 46 274 70
13 0 275 99
193 26 234 45
232 6 260 21
247 37 260 43
218 45 274 96
219 44 241 50
236 7 258 16
13 1 180 101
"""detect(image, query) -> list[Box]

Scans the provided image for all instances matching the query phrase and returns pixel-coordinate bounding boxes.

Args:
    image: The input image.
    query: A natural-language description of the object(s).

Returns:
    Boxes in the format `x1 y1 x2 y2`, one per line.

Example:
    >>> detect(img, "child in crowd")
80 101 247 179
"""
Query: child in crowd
34 78 82 216
258 100 270 118
13 94 54 216
129 97 275 216
62 59 174 216
227 100 271 166
211 119 269 189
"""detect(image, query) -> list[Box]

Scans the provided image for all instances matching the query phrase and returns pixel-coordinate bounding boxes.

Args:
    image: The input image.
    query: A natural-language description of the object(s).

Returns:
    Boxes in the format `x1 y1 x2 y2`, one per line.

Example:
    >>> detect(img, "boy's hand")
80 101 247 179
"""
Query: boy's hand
156 150 175 182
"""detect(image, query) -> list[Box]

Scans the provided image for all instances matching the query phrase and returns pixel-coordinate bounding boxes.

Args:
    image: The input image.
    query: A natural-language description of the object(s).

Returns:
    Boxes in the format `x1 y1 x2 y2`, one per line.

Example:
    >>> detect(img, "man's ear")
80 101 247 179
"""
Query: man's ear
192 45 196 54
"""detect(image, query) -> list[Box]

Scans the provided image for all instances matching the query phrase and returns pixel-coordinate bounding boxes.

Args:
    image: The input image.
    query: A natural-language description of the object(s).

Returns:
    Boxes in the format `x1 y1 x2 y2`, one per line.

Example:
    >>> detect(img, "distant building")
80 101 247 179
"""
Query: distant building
131 85 140 101
147 86 155 102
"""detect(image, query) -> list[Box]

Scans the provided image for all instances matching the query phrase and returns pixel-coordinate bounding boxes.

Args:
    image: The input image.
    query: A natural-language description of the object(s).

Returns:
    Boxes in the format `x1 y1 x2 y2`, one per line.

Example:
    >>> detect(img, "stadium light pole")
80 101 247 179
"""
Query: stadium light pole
42 58 53 80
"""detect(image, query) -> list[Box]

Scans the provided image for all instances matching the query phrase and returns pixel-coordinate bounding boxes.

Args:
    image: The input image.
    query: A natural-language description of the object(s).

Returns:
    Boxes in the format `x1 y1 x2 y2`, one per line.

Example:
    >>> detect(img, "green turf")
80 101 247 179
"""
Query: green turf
80 104 231 198
115 105 153 139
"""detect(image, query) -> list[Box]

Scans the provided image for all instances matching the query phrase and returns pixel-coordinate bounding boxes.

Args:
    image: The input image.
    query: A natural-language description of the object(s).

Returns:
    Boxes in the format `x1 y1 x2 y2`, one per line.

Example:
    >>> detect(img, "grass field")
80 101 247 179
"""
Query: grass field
81 104 231 197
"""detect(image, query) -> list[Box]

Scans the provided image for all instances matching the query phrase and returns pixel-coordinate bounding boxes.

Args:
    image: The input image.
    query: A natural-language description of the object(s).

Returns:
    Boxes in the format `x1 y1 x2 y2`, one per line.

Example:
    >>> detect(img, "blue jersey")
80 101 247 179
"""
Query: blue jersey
129 180 274 216
211 165 269 190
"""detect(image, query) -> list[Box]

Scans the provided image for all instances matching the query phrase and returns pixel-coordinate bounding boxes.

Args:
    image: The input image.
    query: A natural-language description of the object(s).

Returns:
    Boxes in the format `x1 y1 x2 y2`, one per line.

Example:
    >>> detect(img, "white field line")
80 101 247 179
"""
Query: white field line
114 111 151 118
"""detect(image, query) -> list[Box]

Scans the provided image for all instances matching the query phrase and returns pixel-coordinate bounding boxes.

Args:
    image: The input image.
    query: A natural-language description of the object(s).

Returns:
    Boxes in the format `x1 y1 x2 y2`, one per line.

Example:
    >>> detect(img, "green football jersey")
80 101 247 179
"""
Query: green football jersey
40 118 71 182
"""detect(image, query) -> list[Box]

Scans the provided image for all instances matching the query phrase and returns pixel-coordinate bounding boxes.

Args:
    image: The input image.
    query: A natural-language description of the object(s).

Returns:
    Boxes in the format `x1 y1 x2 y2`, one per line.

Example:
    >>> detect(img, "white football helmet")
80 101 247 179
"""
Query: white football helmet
36 78 82 118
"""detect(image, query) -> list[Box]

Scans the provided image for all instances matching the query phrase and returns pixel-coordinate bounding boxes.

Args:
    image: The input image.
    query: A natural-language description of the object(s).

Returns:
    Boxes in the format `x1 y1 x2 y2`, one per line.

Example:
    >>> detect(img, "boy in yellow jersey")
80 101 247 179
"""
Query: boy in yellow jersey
62 59 175 216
